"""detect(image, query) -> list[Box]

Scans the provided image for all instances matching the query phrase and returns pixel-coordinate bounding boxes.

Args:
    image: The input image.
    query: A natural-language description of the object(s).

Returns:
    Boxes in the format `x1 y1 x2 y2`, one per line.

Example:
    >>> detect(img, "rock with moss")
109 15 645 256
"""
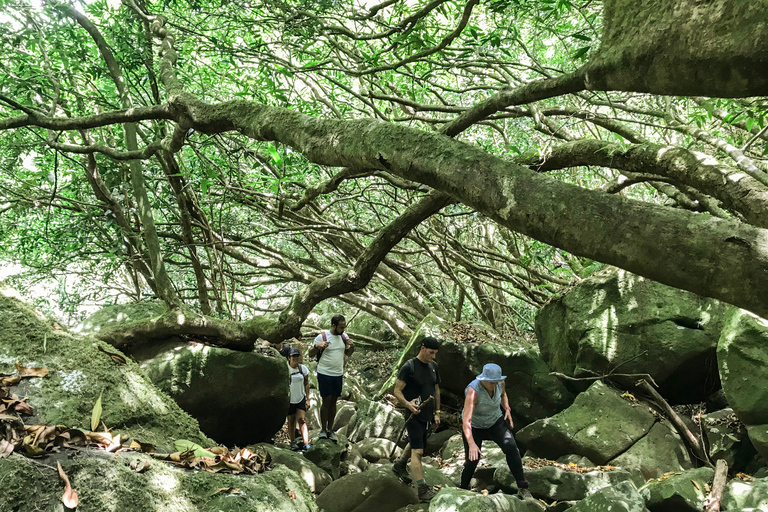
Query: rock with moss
0 452 317 512
565 480 648 512
608 421 692 480
718 308 768 460
138 340 289 446
255 443 333 493
347 397 404 444
536 269 727 404
75 301 170 335
496 463 639 502
639 466 713 512
516 381 656 464
721 476 768 511
0 291 210 452
429 487 545 512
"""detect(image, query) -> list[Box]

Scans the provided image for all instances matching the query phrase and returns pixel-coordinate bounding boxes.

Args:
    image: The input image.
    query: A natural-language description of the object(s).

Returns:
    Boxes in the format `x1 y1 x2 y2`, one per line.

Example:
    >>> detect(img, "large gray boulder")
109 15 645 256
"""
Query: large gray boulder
701 408 756 472
347 397 404 443
0 291 209 453
315 466 419 512
564 480 649 512
495 464 639 502
721 476 768 511
429 487 546 512
718 308 768 460
639 466 713 512
436 340 574 429
516 381 656 464
137 340 289 446
536 269 727 403
304 435 348 480
608 421 692 480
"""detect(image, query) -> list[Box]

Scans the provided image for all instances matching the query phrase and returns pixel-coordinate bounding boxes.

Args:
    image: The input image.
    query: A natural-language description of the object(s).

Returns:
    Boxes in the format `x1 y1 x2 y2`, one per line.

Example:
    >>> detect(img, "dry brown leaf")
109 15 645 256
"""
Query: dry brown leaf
97 345 127 365
15 363 49 379
214 487 242 496
736 472 755 482
129 440 156 453
692 480 700 489
57 461 78 509
0 438 14 458
130 460 151 473
0 375 21 386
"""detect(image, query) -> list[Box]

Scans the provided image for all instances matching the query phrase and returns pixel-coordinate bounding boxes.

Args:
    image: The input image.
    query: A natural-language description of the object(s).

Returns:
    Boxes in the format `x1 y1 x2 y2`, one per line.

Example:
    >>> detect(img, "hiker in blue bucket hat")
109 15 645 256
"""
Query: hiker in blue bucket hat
460 363 532 500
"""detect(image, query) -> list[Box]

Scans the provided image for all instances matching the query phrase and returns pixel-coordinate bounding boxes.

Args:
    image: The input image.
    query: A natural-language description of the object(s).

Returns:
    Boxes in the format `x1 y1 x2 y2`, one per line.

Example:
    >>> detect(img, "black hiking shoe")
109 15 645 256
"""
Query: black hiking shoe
392 461 412 484
518 488 533 499
418 484 437 502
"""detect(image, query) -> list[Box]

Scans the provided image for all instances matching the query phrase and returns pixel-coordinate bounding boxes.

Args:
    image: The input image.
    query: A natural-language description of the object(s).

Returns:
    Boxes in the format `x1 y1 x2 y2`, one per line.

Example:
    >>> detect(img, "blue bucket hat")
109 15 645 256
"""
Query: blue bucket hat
476 363 506 382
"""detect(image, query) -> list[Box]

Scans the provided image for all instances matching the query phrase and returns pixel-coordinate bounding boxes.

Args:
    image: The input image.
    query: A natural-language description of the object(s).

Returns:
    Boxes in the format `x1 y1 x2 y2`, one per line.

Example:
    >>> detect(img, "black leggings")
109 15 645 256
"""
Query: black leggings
460 416 528 489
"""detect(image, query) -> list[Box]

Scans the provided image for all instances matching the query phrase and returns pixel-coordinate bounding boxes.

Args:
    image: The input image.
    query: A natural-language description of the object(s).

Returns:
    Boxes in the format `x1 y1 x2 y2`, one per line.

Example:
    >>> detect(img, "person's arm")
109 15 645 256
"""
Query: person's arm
303 369 311 409
463 387 481 461
500 382 513 429
434 384 441 425
308 335 326 358
343 335 355 356
394 379 420 414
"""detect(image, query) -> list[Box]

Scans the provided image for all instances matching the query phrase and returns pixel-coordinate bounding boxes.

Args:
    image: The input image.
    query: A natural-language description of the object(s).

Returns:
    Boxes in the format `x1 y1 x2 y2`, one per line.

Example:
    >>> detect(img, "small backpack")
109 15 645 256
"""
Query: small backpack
316 330 350 362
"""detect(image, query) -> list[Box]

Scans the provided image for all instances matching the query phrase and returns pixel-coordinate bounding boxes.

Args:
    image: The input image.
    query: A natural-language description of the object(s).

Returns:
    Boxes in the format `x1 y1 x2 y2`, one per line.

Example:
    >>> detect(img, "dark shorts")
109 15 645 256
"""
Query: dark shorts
288 397 307 415
406 416 430 450
317 373 343 397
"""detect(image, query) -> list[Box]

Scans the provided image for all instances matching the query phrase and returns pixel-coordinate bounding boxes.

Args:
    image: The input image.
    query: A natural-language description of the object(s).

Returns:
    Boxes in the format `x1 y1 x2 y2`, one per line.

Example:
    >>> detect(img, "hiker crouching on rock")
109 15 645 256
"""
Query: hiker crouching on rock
287 347 311 451
461 363 532 499
392 336 441 502
308 314 354 442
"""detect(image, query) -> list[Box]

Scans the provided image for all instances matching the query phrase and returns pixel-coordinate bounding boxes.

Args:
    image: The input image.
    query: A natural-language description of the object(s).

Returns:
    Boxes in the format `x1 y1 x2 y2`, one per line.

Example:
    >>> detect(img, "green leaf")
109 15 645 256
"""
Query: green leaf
572 46 590 61
91 390 103 431
174 439 216 458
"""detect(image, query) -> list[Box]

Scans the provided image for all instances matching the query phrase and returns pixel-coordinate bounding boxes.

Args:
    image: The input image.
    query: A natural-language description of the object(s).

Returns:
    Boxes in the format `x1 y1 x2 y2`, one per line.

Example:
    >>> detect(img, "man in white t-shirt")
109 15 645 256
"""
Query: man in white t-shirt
308 314 354 442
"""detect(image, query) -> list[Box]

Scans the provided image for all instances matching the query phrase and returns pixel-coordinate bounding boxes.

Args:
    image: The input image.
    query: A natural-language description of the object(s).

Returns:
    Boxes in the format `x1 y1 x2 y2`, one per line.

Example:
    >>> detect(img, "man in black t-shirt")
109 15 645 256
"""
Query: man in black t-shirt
392 336 441 502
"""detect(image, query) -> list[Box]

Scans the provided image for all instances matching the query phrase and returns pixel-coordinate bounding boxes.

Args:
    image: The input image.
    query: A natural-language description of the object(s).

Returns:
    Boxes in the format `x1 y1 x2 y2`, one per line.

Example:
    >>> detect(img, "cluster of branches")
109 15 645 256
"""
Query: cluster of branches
0 0 766 344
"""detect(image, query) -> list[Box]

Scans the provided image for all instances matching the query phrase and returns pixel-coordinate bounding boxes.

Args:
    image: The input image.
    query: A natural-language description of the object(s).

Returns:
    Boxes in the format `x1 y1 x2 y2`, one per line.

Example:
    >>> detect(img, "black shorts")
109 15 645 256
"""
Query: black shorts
406 416 430 450
288 397 307 415
317 373 343 397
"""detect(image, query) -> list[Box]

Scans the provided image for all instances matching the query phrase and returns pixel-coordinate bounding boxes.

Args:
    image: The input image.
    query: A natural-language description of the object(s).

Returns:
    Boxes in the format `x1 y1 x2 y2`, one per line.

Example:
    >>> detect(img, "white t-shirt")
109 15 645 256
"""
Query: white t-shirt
289 363 309 404
313 330 347 377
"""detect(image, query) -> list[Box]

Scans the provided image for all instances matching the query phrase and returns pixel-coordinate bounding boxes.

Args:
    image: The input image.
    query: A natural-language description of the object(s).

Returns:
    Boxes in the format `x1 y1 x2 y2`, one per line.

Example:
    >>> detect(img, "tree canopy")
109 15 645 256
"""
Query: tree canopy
1 0 767 344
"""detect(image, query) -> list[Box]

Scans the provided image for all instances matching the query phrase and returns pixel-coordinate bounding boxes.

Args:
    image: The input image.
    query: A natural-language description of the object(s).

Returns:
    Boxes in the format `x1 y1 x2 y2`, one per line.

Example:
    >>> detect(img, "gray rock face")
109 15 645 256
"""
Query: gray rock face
138 340 289 446
429 487 545 512
564 480 649 512
536 269 726 403
639 466 713 512
347 397 404 443
495 464 639 502
517 381 656 464
436 340 574 429
721 476 768 511
256 443 333 493
701 408 756 472
355 437 400 462
608 421 692 480
304 435 348 480
316 466 419 512
718 308 768 460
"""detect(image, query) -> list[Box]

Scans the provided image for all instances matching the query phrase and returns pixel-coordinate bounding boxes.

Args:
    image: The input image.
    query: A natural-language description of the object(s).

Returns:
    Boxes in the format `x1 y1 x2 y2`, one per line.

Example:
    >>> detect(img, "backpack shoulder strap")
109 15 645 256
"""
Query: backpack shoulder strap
321 331 328 342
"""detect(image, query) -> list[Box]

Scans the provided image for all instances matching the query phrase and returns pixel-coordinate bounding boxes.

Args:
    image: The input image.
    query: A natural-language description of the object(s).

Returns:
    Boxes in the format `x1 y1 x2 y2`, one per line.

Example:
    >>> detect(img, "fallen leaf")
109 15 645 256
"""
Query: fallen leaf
97 345 127 365
0 438 14 458
214 487 242 496
15 363 49 379
174 439 216 458
129 440 156 453
91 391 103 432
0 375 21 386
692 480 700 489
57 461 78 509
130 459 151 473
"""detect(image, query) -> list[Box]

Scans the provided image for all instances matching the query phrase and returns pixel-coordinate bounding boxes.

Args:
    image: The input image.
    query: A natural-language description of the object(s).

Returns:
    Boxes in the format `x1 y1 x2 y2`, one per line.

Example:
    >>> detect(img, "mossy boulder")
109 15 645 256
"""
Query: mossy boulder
608 421 692 480
563 480 648 512
718 308 768 460
516 381 656 465
536 269 726 403
429 487 545 512
0 452 317 512
639 466 713 512
0 291 209 452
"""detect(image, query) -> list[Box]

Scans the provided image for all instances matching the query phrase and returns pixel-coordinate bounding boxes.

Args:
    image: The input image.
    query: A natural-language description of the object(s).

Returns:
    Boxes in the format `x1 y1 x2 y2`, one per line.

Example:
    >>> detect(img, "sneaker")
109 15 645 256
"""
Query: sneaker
289 441 299 451
327 431 338 442
392 461 412 484
418 484 437 502
318 430 328 439
302 443 311 451
518 488 533 499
